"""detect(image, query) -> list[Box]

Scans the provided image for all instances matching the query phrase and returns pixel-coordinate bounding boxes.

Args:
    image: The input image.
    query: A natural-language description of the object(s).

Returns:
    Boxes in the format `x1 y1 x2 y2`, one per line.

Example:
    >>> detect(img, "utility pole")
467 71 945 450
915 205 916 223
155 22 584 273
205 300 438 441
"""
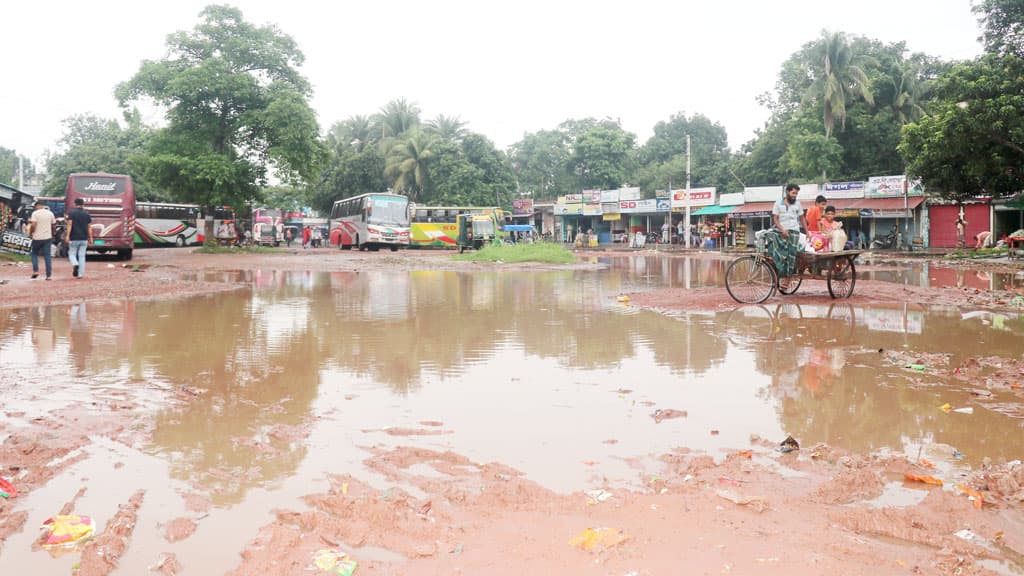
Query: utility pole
685 135 691 248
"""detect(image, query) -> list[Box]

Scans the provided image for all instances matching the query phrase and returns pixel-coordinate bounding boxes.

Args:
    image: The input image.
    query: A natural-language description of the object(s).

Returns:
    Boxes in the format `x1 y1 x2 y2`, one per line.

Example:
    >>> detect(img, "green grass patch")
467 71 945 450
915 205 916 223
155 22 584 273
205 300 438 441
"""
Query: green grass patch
0 251 29 263
452 242 575 264
193 244 284 255
944 247 1008 259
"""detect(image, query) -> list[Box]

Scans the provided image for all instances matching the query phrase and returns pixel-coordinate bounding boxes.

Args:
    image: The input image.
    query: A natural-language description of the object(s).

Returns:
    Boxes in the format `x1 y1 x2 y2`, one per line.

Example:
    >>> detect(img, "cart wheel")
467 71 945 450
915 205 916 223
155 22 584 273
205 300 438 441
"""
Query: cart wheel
777 274 802 295
827 256 857 298
726 256 778 304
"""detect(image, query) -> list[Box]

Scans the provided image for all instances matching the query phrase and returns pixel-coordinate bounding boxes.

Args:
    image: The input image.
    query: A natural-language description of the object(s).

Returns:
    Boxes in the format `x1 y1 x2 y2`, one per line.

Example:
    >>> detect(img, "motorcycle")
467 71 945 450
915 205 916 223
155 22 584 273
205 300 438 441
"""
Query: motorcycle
871 226 900 250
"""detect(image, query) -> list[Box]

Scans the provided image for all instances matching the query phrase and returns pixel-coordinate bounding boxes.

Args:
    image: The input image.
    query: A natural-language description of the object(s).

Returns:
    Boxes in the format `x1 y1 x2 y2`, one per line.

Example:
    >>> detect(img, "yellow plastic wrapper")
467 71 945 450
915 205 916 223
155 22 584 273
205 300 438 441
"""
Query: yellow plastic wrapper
40 515 95 548
568 527 629 552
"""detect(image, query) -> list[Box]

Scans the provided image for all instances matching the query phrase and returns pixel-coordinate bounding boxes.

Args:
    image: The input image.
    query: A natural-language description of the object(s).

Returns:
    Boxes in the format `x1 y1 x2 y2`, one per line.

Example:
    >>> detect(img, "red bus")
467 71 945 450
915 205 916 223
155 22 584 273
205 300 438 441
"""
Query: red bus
65 173 137 260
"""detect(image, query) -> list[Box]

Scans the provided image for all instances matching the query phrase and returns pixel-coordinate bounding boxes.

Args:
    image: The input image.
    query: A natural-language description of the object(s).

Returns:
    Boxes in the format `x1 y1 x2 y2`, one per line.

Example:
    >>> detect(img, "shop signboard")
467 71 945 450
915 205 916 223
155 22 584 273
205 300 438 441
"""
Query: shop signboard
619 187 641 201
670 187 715 208
583 203 602 216
656 198 671 212
600 189 619 203
601 202 619 214
867 175 906 198
636 199 657 212
582 190 601 204
744 185 783 203
1 229 31 255
719 192 744 206
618 200 640 213
655 189 671 199
823 181 866 199
602 213 621 221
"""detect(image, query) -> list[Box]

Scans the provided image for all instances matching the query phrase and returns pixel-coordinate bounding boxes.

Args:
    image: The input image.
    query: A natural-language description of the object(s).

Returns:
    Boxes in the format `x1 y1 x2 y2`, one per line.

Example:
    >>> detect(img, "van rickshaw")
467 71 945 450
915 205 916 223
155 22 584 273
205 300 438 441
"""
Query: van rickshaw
725 229 861 304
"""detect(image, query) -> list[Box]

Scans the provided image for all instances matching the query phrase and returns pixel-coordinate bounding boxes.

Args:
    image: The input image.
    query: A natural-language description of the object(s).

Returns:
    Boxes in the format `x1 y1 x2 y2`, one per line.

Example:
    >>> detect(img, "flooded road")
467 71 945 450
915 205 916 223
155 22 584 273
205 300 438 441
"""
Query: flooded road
1 262 1022 574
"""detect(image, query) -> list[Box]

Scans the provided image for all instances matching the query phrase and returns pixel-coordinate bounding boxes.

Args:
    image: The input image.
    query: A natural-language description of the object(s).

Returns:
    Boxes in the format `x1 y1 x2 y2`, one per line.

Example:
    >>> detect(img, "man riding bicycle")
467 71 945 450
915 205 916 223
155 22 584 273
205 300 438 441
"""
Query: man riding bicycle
765 184 809 277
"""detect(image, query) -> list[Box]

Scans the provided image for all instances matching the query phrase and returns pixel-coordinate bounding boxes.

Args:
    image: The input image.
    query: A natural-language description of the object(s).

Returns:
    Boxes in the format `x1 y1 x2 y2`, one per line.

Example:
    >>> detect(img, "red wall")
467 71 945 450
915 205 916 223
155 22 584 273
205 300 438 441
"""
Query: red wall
928 204 989 247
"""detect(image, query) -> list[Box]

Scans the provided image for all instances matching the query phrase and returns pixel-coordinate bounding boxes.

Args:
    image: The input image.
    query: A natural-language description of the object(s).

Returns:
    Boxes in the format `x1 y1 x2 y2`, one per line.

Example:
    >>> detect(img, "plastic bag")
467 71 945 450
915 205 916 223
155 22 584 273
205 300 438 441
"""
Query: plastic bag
40 515 95 548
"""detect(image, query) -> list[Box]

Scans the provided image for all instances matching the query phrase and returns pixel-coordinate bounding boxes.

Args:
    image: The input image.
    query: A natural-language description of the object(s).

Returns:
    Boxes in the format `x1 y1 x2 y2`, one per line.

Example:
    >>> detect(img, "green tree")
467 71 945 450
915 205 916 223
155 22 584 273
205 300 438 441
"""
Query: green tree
458 133 516 207
781 132 844 181
803 30 875 139
899 54 1024 200
636 112 734 194
0 148 35 187
509 129 572 200
374 98 421 142
425 114 468 142
326 116 377 153
115 4 325 220
567 121 637 190
42 111 157 198
384 130 438 201
311 146 386 215
973 0 1024 57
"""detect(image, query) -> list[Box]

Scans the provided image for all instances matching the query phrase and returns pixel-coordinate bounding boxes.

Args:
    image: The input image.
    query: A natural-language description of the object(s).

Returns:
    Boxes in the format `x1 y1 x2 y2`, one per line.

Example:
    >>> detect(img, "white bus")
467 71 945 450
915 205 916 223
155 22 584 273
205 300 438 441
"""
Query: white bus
135 202 201 247
329 193 410 251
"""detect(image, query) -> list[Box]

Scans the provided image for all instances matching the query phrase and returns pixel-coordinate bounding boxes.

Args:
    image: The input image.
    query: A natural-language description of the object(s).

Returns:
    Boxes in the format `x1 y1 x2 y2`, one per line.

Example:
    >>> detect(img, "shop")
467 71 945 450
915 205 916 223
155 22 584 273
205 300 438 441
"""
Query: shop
927 201 990 248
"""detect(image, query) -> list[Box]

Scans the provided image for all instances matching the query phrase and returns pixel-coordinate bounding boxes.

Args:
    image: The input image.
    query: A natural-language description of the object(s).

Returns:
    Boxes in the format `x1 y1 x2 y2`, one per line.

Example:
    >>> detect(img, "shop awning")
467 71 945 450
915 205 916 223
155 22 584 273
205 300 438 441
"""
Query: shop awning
730 202 775 218
692 204 737 216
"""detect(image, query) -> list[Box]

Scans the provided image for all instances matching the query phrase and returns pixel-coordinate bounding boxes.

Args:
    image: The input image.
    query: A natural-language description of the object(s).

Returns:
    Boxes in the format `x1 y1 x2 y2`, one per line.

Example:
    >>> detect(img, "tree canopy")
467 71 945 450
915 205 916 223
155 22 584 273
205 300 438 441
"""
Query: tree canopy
115 4 325 211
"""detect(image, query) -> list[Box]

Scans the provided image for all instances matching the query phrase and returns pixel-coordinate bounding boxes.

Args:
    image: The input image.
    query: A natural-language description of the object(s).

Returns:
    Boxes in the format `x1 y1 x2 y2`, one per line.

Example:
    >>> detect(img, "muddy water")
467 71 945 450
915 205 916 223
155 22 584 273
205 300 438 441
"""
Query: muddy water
1 266 1022 574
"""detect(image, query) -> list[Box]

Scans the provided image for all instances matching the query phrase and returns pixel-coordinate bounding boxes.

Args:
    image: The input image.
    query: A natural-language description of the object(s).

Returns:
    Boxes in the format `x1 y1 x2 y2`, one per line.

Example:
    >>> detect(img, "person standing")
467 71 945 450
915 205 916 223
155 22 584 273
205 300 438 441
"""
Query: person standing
768 184 808 277
955 215 967 248
661 220 670 244
65 198 93 278
28 200 56 280
302 226 312 249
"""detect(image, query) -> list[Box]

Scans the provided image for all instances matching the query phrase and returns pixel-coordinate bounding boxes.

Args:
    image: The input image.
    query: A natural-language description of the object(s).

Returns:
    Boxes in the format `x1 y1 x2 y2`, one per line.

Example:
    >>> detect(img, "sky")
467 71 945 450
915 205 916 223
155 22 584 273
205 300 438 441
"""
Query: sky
4 0 984 170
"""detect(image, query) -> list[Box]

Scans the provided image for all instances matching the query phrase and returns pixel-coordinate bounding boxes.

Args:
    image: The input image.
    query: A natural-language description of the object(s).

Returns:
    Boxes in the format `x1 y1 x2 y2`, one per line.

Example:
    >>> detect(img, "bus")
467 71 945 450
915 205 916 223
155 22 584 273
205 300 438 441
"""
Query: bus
253 207 282 246
408 206 505 248
135 202 201 247
65 173 137 260
329 193 410 251
196 206 237 245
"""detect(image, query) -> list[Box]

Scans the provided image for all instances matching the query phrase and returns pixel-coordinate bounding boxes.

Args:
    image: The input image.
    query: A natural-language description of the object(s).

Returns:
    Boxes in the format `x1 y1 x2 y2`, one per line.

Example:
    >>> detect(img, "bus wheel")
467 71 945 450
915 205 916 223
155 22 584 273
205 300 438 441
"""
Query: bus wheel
119 249 133 261
176 235 186 247
390 246 399 252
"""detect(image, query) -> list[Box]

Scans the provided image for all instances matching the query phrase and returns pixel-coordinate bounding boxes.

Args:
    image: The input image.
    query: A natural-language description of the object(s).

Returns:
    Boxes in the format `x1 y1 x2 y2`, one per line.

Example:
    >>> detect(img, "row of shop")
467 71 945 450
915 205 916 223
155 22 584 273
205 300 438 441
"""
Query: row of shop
522 179 1024 249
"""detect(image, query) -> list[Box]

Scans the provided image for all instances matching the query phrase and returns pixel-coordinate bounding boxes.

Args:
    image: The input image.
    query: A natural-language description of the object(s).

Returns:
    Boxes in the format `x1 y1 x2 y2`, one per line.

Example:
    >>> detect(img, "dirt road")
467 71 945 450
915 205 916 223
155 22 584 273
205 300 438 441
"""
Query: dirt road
0 247 1022 575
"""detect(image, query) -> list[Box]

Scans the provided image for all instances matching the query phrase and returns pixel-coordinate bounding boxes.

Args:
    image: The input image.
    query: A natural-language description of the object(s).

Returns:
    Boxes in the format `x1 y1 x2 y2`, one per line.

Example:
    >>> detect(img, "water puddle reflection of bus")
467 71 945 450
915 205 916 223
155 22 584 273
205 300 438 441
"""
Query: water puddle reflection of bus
0 265 1022 574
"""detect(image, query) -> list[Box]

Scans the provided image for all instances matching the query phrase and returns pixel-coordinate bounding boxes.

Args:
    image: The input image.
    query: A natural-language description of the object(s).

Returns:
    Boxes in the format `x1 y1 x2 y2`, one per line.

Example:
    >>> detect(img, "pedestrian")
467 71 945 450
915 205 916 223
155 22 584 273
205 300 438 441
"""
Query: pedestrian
65 197 93 278
302 226 311 249
661 220 670 244
955 215 967 249
28 200 56 280
285 227 294 247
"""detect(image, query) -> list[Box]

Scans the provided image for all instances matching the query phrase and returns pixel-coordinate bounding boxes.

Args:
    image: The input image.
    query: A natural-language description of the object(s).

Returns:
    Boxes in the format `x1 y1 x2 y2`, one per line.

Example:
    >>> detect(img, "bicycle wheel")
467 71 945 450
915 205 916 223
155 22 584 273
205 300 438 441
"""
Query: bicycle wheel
777 273 802 295
827 256 857 298
726 256 778 304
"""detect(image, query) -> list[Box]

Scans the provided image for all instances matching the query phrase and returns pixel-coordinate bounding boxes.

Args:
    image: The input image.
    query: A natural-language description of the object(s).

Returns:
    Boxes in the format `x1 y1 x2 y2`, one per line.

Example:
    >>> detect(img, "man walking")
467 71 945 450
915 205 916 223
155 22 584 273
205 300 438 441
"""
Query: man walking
28 200 56 280
65 197 93 278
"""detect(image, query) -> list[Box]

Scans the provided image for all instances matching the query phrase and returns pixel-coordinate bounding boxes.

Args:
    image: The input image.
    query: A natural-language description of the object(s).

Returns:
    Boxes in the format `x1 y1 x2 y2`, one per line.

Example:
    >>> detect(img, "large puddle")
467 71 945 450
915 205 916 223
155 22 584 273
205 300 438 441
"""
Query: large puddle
1 264 1022 573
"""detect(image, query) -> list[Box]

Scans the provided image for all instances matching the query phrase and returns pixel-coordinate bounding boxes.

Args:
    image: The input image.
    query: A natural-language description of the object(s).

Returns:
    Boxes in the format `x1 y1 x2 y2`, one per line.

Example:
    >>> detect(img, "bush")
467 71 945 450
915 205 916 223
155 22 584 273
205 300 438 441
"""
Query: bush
452 242 575 264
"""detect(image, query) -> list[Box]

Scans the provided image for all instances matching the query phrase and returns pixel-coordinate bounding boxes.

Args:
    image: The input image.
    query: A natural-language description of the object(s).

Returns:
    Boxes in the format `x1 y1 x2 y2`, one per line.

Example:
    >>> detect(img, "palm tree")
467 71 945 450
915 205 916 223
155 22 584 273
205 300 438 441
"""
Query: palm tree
326 115 375 152
384 130 437 201
804 31 874 138
374 98 421 141
426 114 468 141
885 59 930 126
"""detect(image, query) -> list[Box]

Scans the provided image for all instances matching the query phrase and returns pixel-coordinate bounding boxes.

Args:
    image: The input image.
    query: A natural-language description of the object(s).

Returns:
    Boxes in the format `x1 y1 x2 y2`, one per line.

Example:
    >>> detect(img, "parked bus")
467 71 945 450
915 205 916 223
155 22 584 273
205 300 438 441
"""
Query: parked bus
409 206 505 248
330 193 410 251
196 206 237 245
64 173 137 260
135 202 201 247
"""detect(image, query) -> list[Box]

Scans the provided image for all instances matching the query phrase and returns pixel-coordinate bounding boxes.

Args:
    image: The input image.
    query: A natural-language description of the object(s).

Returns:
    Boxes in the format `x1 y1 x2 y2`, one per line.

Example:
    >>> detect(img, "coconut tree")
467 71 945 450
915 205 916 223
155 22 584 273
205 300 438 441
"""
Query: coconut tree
374 98 421 141
804 30 874 138
326 115 376 153
384 130 437 201
425 114 468 142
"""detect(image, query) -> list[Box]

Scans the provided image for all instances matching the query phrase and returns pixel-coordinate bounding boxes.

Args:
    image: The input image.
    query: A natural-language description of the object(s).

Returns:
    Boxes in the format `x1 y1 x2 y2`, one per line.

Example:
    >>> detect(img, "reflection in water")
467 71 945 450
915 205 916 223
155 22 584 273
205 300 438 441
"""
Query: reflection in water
1 266 1023 572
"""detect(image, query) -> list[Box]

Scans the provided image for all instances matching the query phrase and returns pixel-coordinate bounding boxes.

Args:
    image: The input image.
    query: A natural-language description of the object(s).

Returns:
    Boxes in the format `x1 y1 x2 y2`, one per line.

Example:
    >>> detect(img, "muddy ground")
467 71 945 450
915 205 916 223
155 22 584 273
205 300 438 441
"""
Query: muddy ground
1 246 1023 575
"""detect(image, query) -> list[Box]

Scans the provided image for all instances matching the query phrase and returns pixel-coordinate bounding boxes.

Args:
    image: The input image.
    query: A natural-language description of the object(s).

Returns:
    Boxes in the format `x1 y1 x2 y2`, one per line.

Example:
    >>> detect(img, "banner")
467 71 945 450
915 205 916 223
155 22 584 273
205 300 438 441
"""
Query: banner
601 202 620 214
512 198 534 216
823 181 866 199
600 189 620 203
1 229 32 255
744 185 783 203
619 187 641 201
602 213 621 221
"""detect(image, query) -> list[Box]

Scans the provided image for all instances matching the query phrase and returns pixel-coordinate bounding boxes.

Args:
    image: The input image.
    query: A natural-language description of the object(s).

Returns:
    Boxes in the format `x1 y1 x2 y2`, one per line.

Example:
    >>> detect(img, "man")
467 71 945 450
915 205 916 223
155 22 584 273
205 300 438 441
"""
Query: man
27 200 56 280
805 195 827 234
65 197 93 278
955 215 967 248
768 184 808 277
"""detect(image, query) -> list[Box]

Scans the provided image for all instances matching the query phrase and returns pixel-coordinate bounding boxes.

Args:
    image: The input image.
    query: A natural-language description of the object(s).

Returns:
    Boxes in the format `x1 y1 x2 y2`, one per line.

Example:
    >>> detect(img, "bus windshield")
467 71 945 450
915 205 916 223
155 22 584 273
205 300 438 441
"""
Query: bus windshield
368 195 409 227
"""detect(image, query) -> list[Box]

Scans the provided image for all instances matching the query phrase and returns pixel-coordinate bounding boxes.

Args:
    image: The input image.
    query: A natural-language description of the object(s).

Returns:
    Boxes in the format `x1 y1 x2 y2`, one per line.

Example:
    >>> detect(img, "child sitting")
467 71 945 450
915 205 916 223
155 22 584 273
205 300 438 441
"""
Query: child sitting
819 206 850 251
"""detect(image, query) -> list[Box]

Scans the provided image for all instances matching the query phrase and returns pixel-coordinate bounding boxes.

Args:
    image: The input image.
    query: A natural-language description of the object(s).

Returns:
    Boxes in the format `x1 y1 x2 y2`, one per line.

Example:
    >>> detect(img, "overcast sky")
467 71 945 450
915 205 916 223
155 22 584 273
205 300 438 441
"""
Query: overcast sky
4 0 983 168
